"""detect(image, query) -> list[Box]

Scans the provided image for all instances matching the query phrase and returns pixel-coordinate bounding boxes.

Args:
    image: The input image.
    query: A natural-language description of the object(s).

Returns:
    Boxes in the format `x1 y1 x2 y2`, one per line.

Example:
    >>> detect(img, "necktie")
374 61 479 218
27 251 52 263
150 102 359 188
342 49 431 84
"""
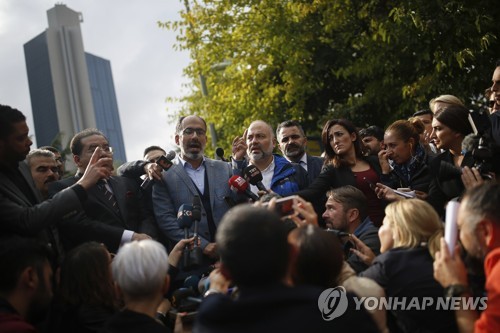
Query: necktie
97 180 120 215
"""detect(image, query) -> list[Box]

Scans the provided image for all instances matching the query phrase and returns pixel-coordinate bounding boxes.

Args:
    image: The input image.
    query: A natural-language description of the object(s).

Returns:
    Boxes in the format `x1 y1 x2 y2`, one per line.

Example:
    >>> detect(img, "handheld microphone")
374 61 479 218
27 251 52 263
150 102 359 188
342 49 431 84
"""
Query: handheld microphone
215 147 228 162
229 175 259 201
177 204 193 268
140 150 176 190
243 165 267 192
190 195 203 268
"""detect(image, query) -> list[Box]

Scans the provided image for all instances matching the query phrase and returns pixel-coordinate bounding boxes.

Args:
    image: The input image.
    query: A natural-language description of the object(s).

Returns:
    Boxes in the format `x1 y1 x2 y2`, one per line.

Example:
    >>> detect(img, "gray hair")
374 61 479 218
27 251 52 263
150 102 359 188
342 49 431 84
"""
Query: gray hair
26 149 55 166
112 240 168 300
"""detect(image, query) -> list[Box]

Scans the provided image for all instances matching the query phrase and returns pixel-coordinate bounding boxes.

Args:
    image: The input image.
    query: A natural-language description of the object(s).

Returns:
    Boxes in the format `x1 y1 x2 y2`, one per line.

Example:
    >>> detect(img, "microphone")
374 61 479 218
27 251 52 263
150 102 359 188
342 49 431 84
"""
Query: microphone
215 147 228 162
229 175 259 201
462 134 480 155
243 165 267 192
177 204 193 268
190 195 203 268
140 150 176 190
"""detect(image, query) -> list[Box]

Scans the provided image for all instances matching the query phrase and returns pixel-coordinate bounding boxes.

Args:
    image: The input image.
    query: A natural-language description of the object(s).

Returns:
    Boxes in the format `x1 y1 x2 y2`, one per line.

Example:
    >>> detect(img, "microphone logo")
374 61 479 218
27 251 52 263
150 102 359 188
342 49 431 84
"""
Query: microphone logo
317 286 348 321
177 209 192 219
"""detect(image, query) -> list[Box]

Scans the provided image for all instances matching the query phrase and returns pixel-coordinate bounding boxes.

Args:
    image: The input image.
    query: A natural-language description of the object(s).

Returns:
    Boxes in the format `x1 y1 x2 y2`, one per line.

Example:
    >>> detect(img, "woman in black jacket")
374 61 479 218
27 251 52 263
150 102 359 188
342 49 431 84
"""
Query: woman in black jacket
378 118 434 200
427 105 474 217
296 119 384 226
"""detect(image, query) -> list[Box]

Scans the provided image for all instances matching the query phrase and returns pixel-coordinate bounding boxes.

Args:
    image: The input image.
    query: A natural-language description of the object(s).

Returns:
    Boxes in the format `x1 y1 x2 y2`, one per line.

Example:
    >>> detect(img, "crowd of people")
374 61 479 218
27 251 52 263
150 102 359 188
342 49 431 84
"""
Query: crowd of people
1 62 500 333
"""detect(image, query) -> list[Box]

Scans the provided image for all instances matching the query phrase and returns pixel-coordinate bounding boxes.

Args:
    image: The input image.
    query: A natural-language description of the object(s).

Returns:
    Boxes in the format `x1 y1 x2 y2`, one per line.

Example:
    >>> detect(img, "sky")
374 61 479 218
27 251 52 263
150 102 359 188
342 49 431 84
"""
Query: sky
0 0 191 161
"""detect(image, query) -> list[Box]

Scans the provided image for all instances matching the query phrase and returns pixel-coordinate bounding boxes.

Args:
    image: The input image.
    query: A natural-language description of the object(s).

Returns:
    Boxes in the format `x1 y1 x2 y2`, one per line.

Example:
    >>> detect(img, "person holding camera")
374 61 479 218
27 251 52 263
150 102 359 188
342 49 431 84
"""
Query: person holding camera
322 186 380 273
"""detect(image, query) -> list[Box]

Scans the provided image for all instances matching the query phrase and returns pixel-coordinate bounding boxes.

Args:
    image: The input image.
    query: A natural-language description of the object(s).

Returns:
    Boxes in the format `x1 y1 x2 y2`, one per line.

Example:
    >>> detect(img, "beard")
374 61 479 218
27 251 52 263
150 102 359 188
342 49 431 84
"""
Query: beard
285 145 305 159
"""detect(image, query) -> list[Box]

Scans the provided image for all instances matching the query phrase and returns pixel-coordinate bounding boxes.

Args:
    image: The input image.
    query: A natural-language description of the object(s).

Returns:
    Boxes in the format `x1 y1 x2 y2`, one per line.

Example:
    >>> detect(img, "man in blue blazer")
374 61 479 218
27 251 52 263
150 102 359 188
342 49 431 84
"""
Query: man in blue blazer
153 115 234 276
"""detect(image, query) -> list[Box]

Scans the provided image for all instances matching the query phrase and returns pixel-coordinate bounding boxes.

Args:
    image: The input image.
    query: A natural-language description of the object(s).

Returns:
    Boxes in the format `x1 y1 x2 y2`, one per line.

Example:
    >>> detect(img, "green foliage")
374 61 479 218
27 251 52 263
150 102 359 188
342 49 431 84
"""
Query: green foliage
160 0 500 153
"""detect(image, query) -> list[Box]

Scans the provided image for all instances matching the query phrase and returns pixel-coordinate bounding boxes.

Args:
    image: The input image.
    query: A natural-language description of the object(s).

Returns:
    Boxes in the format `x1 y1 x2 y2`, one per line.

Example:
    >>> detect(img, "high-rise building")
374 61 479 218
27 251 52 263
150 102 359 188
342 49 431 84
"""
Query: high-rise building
24 4 127 163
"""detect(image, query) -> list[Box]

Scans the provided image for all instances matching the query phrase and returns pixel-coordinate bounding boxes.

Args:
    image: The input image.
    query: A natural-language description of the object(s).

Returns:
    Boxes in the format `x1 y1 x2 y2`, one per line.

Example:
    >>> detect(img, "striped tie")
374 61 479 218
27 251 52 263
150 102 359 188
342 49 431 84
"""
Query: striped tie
97 180 120 215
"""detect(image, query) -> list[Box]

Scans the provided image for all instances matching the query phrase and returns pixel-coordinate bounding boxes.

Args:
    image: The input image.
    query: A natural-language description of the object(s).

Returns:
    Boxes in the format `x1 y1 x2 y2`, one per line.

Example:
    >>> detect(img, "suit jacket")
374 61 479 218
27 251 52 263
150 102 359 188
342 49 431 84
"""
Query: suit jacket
427 151 474 218
48 175 154 252
359 247 458 333
152 157 233 250
305 154 324 184
0 162 82 260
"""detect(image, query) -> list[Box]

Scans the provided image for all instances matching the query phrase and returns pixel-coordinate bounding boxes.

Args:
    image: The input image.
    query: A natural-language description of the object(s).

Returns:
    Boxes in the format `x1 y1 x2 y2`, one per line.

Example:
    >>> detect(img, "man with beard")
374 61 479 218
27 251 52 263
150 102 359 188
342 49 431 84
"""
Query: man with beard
231 120 308 196
153 115 235 278
26 149 59 200
489 60 500 145
0 105 111 264
322 186 380 273
0 236 54 332
434 183 500 333
276 120 323 184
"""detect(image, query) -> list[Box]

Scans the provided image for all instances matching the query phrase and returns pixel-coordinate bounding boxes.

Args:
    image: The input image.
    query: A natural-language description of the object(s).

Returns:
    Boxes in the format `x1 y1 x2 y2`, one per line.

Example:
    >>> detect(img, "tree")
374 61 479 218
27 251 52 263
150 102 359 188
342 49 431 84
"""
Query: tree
161 0 500 153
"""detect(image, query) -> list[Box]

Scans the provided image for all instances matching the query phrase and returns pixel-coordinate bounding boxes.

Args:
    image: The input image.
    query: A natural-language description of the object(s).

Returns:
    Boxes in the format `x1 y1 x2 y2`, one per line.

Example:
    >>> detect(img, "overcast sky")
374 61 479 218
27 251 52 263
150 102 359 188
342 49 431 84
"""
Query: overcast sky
0 0 190 161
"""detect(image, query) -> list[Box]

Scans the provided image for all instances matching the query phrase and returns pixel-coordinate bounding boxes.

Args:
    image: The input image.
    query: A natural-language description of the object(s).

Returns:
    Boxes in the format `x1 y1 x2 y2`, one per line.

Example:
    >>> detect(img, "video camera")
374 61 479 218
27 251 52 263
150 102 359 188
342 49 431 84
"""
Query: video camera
466 107 500 179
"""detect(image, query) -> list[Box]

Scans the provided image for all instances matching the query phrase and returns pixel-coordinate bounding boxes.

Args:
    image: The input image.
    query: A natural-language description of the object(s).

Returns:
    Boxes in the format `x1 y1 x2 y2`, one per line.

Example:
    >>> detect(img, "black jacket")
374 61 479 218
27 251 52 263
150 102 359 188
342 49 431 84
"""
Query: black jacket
359 247 458 333
426 151 474 218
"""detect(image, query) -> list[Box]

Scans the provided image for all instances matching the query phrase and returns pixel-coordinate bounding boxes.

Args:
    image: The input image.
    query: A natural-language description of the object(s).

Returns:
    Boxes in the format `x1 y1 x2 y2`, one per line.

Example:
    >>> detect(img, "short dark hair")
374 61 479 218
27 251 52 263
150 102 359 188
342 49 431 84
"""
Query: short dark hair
143 145 166 158
0 105 26 140
358 125 384 141
412 109 433 118
217 205 289 287
276 120 306 138
290 225 343 289
327 185 368 221
0 236 52 294
70 129 108 156
175 115 207 135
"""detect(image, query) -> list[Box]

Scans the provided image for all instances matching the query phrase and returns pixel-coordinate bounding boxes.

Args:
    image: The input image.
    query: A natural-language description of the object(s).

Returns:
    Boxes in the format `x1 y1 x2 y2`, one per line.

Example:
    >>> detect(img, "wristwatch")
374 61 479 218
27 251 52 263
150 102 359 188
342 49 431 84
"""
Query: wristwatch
444 284 470 298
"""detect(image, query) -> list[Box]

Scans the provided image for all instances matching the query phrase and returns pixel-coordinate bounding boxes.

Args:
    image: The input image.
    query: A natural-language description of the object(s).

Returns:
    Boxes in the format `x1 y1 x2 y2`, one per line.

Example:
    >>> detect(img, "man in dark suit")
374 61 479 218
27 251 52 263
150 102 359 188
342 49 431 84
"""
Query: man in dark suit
49 129 153 252
276 119 323 184
0 105 112 263
153 115 235 277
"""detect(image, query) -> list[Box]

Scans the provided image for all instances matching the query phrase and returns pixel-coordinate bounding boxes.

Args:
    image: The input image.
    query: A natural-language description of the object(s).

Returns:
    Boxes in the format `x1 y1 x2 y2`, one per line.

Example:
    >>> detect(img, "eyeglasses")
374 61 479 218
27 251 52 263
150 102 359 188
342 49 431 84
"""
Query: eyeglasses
182 128 206 136
87 145 113 154
488 100 496 108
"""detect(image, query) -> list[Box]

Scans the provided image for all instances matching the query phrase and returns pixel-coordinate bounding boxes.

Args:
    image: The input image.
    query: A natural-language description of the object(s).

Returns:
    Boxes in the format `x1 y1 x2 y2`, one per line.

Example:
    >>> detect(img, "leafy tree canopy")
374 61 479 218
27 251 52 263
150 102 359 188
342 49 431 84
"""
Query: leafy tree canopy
160 0 499 154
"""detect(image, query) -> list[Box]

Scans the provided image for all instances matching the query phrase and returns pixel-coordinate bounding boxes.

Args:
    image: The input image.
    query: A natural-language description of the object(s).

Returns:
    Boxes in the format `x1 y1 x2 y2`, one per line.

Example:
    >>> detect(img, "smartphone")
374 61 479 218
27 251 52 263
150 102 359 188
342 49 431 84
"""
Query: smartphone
264 195 298 216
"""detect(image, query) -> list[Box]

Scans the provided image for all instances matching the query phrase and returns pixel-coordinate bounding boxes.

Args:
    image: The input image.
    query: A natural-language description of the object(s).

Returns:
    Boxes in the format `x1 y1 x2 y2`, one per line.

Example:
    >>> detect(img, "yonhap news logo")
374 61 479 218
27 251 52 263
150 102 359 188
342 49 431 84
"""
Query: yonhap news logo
318 286 348 320
318 287 488 320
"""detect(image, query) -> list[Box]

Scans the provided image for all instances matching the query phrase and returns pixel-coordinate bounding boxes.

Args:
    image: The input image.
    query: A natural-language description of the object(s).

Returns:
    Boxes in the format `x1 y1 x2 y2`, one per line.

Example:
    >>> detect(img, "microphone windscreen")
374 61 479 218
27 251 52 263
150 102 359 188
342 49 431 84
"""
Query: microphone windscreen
228 175 249 192
177 204 193 229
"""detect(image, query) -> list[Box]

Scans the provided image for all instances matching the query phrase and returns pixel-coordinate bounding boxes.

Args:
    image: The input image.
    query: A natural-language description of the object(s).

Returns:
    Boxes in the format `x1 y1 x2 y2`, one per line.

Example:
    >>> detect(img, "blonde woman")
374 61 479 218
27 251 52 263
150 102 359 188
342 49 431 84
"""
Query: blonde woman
429 94 465 113
351 199 458 333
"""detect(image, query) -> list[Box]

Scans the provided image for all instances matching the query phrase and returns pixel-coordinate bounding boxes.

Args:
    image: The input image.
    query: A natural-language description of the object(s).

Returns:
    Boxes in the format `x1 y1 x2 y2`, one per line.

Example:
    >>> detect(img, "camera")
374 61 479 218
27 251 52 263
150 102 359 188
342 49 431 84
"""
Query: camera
467 108 500 179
